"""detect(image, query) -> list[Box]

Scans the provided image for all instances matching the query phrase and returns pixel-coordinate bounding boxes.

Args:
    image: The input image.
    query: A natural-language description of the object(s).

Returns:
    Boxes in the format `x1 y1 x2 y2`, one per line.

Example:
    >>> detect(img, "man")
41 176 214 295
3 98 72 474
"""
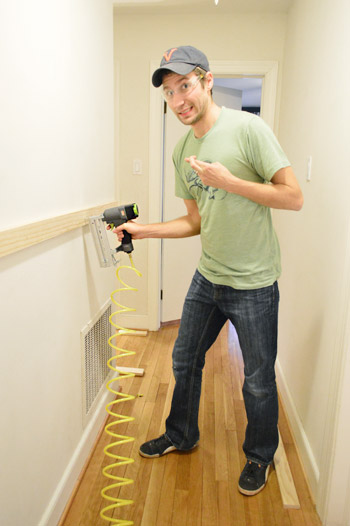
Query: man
115 46 303 496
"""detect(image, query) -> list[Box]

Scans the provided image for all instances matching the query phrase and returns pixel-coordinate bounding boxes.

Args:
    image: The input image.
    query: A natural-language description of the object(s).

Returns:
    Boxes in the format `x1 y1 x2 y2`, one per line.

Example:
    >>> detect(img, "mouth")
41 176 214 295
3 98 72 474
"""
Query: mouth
178 106 193 118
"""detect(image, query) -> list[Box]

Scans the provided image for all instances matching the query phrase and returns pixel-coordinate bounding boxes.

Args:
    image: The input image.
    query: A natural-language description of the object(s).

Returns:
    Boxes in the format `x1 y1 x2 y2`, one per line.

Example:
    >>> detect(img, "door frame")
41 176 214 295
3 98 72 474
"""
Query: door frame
147 60 279 331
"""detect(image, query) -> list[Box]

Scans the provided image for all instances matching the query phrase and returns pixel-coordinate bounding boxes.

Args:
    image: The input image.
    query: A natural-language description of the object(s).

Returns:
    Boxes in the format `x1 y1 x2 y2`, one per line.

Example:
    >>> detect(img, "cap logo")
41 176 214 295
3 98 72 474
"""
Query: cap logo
163 48 178 62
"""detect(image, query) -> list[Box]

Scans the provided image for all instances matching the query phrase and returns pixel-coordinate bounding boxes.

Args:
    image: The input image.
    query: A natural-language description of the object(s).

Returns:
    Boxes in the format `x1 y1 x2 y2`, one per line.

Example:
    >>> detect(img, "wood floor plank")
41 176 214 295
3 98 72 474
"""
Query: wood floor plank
201 345 219 526
267 468 293 526
221 330 238 431
171 489 189 525
156 454 178 526
139 457 166 526
244 493 262 526
214 373 229 482
175 450 192 491
288 508 308 526
217 480 232 525
257 476 278 526
186 447 203 526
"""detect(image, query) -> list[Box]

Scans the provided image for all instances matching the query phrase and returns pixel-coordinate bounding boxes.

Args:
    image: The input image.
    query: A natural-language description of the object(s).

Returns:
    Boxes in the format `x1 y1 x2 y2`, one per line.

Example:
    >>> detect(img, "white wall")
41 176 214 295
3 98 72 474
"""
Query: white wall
274 0 350 522
0 0 115 227
212 86 243 110
0 1 116 525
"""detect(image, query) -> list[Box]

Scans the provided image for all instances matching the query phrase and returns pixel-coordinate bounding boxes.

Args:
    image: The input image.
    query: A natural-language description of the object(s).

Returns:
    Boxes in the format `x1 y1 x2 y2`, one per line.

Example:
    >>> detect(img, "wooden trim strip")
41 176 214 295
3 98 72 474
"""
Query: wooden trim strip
0 202 117 259
274 429 301 509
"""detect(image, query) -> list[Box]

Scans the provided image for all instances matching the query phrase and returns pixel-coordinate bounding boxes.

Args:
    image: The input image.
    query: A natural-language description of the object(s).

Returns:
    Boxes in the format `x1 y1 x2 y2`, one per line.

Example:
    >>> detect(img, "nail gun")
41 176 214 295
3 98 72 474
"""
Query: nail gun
89 203 139 267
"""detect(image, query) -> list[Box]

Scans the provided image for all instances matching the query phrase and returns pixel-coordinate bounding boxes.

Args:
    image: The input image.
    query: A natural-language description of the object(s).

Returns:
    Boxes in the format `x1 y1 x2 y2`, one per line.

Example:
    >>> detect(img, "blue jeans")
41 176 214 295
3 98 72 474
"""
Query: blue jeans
165 270 279 466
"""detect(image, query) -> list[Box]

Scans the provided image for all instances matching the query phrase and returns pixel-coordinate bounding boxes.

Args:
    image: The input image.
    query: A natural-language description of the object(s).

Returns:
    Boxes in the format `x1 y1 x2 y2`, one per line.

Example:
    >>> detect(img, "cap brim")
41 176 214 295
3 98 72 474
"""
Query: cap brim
152 63 196 87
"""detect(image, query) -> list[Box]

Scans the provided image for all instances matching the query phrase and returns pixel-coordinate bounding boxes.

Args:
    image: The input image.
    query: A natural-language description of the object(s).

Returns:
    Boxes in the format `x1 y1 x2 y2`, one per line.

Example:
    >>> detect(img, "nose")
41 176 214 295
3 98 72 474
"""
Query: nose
169 91 185 108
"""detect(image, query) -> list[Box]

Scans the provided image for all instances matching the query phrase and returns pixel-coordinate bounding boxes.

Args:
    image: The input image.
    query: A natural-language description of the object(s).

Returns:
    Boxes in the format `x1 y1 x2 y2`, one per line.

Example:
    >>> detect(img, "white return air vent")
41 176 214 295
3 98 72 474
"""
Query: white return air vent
81 299 116 427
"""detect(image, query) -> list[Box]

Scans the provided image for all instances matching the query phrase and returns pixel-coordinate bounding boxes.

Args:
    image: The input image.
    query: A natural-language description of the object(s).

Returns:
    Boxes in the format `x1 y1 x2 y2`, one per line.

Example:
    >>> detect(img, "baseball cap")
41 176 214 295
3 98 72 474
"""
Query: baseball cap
152 46 210 87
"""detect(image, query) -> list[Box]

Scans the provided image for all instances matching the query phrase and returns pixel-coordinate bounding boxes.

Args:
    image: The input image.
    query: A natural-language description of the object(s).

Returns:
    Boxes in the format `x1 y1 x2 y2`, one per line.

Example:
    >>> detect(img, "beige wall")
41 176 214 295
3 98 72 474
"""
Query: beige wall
114 11 288 316
275 0 350 521
0 1 116 525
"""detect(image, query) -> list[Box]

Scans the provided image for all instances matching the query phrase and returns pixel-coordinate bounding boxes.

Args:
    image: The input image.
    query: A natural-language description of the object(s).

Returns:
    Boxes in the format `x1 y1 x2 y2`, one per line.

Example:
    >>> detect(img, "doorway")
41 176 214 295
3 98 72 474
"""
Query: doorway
147 60 279 331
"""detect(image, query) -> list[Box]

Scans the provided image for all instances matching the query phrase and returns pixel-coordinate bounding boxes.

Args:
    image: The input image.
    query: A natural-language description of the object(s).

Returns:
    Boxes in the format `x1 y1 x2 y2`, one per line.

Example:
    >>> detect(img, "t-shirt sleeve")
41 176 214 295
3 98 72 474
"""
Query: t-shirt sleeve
245 115 291 182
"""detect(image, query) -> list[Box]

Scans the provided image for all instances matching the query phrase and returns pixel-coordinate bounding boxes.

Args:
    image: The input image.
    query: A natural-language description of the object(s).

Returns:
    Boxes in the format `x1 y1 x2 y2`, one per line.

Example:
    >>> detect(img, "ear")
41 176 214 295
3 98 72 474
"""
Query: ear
205 71 214 91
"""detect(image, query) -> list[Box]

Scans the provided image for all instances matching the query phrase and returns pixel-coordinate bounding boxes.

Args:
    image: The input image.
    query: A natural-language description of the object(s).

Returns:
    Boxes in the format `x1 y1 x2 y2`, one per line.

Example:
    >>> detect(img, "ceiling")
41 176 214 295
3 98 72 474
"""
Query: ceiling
113 0 292 15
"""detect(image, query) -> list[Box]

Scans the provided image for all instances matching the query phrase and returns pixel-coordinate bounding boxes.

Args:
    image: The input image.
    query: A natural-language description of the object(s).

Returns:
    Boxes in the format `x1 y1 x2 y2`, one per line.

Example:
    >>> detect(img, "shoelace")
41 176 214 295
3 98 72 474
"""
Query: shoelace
152 434 170 446
246 461 262 476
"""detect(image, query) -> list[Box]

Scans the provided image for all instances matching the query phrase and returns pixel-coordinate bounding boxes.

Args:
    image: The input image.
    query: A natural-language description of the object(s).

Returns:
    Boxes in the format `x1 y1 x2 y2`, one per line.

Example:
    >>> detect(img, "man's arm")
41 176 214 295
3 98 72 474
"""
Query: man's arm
186 156 304 211
114 199 201 240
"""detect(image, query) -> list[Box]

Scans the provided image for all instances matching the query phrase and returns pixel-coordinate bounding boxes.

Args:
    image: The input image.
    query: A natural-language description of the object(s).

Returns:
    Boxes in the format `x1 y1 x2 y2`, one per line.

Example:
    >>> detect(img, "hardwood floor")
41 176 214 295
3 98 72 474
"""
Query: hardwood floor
59 323 322 526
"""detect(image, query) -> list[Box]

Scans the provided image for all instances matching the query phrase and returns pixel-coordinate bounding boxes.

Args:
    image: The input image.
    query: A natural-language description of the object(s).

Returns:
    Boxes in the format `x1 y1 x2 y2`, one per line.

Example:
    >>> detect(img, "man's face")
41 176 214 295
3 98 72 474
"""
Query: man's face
162 71 212 127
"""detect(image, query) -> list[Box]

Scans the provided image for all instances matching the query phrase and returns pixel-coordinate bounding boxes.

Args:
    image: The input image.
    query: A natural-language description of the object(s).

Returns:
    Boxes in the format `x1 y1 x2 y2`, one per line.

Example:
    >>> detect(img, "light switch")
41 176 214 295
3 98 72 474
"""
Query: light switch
133 159 142 175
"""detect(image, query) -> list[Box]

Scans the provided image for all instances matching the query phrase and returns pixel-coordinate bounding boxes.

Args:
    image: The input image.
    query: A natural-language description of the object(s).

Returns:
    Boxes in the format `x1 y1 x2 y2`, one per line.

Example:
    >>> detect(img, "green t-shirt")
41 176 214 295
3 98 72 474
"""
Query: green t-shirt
173 107 290 290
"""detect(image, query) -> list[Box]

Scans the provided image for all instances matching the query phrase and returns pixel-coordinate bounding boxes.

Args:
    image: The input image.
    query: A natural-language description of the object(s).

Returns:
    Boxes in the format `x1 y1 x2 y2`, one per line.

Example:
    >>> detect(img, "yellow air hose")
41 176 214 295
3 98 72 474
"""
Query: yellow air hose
100 253 142 526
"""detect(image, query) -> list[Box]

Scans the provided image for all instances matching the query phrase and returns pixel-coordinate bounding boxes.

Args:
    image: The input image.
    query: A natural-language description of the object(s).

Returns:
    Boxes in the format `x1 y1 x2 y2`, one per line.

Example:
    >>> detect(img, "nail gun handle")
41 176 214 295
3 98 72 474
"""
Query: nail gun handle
122 230 132 247
117 229 134 253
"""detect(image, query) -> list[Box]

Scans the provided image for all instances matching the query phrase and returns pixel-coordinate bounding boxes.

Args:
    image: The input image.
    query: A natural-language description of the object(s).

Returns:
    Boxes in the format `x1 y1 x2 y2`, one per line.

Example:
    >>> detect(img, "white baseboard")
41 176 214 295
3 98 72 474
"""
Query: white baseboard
38 385 116 526
276 358 320 499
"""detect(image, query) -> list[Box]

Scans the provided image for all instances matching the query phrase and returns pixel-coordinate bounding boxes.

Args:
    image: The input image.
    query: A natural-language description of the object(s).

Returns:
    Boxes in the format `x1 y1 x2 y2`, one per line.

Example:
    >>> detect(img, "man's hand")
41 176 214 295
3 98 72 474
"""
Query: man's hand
113 221 146 242
185 155 234 191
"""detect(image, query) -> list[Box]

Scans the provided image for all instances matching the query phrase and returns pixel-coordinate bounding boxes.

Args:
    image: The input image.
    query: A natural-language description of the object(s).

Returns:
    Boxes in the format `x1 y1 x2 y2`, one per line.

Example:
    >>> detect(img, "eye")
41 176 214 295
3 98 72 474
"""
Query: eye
164 88 174 98
180 82 191 91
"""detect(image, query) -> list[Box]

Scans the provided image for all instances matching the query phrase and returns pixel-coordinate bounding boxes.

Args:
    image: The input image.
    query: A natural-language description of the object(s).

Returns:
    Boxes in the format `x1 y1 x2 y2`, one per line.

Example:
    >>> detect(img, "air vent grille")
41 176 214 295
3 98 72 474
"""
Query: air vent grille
81 301 113 424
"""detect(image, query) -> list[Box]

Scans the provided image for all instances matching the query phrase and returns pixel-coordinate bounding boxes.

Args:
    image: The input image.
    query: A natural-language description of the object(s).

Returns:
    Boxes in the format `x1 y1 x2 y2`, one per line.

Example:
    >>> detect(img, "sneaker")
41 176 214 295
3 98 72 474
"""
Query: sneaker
139 434 177 458
139 434 199 458
238 460 270 496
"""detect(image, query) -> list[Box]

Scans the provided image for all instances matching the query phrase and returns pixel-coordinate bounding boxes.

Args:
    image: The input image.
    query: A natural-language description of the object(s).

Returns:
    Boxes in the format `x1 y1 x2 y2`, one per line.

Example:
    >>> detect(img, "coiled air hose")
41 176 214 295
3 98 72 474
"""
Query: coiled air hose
100 253 142 526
